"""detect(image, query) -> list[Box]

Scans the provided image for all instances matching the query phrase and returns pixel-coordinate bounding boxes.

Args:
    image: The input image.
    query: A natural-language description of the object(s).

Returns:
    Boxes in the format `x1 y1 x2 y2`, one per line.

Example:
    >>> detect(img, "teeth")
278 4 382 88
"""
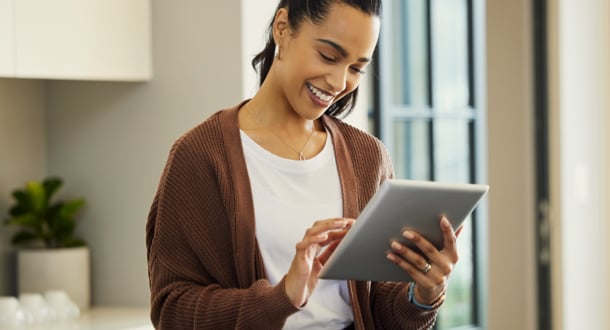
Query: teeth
308 84 332 102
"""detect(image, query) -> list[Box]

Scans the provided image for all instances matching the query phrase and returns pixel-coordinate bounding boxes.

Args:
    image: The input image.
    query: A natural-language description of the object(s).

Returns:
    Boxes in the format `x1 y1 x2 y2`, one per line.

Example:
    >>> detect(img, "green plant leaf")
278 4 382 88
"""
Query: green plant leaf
42 177 63 207
9 190 31 216
59 237 87 248
25 181 46 213
59 198 85 219
50 217 76 241
46 199 84 242
5 176 87 248
11 230 39 245
5 213 39 229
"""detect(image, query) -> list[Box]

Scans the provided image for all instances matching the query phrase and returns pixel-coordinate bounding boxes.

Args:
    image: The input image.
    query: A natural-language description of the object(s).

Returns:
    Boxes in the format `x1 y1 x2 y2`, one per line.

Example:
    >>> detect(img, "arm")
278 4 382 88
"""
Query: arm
146 137 298 329
369 282 441 330
148 253 298 329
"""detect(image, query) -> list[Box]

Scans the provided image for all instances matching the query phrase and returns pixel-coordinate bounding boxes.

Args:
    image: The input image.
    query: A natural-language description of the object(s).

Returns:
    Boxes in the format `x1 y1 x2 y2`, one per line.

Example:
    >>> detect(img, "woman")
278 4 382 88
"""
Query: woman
146 0 460 329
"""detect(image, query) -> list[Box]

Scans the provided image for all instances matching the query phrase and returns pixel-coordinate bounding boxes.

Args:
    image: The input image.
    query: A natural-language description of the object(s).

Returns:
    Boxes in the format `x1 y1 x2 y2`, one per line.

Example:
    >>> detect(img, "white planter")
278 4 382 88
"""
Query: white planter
17 247 90 309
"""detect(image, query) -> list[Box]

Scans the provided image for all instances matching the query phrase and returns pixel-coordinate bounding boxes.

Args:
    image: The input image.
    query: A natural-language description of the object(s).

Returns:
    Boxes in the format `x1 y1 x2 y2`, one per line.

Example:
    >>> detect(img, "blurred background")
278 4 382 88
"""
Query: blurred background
0 0 608 329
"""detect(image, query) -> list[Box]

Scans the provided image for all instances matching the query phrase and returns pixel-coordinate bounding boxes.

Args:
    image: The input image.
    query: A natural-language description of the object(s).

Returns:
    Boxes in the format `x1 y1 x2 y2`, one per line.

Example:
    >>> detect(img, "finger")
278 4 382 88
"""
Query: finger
401 230 444 267
317 239 341 264
455 224 464 238
296 232 329 251
321 226 351 243
386 253 446 305
389 240 429 272
305 218 353 238
385 252 433 284
295 218 355 261
317 227 352 261
440 216 459 262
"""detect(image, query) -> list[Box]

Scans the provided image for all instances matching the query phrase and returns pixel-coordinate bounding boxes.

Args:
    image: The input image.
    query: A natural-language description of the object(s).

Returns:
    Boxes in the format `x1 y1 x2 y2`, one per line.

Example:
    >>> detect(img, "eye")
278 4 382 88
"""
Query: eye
350 66 366 75
319 51 337 63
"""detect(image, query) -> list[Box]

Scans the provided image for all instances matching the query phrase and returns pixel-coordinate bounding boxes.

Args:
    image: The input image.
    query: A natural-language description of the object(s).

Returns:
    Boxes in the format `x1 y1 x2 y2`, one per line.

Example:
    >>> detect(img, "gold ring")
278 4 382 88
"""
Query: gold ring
421 263 432 274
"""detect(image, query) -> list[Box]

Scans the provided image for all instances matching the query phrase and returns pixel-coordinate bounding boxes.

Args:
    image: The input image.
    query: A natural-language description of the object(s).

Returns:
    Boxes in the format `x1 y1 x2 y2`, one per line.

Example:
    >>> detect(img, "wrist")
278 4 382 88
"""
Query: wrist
283 275 307 308
407 283 445 310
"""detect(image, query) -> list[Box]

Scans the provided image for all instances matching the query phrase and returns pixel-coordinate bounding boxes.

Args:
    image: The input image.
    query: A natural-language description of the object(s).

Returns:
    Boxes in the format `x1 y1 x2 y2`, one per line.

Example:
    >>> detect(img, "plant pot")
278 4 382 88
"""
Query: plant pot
17 246 90 310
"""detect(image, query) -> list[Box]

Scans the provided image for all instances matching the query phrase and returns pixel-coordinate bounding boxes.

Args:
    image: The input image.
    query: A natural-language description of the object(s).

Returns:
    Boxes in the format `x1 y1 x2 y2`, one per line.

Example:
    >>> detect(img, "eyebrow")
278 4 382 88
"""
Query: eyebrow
315 38 371 63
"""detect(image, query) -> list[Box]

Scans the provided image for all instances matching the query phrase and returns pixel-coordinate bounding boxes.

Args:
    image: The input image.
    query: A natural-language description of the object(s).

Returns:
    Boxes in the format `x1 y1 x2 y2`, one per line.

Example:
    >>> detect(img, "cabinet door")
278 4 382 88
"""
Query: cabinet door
15 0 151 81
0 0 14 76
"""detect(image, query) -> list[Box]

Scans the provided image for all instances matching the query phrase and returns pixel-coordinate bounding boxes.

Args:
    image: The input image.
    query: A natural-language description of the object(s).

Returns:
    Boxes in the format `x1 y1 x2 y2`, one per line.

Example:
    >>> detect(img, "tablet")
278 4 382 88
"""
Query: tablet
318 179 489 282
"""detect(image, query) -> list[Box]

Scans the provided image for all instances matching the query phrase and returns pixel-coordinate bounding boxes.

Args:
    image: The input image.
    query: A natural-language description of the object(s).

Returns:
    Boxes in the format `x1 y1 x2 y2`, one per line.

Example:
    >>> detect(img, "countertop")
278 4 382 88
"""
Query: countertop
6 306 153 330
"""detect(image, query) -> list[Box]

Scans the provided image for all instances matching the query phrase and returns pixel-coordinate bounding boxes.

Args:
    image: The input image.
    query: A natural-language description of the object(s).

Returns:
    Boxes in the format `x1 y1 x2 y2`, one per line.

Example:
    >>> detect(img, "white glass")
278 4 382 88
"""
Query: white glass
19 293 53 324
0 296 26 327
44 290 80 321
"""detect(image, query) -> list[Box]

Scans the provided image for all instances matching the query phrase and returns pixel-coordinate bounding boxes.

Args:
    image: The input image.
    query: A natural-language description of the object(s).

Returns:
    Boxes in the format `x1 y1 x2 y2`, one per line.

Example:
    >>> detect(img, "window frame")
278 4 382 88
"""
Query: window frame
372 0 488 328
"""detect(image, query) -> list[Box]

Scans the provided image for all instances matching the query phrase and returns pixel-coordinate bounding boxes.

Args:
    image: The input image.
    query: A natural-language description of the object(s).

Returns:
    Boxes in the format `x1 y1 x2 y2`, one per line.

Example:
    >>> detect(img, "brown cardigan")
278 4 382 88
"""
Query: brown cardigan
146 102 440 329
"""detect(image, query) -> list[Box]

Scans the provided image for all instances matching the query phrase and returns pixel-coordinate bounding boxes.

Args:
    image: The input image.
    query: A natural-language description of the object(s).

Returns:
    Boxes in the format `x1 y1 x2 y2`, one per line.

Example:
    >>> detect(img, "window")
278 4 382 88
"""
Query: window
374 0 486 328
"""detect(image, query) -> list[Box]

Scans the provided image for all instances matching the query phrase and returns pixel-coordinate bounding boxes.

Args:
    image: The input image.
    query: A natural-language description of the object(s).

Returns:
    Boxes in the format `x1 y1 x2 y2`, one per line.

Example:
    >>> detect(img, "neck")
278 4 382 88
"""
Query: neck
244 92 317 136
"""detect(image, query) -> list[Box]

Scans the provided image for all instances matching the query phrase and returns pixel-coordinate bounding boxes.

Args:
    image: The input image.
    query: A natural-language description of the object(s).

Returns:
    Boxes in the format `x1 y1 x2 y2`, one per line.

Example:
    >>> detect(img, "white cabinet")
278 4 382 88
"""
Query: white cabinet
1 0 151 81
0 0 14 76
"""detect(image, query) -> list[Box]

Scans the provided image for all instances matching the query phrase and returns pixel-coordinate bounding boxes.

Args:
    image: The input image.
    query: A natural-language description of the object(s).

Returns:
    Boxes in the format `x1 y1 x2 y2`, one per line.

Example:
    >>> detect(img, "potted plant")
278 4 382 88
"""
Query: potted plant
3 176 90 309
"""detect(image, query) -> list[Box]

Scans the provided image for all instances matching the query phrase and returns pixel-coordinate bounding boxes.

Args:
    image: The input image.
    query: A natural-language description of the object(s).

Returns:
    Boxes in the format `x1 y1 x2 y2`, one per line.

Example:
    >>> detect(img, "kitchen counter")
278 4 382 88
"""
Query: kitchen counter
8 306 153 330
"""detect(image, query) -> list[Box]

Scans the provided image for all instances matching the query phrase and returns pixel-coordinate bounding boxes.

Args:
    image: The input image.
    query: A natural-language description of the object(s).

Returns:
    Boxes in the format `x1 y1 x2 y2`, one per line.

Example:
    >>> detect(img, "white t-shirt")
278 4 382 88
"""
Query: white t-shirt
240 130 353 329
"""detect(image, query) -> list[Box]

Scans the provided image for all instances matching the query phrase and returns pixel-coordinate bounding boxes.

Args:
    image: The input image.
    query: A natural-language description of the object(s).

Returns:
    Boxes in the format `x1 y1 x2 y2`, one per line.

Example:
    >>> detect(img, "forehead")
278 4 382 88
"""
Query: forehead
298 3 380 57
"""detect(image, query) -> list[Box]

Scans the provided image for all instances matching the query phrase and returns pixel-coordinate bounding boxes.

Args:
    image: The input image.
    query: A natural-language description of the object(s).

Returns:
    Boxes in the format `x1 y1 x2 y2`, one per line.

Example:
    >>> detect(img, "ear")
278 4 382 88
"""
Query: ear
272 8 290 46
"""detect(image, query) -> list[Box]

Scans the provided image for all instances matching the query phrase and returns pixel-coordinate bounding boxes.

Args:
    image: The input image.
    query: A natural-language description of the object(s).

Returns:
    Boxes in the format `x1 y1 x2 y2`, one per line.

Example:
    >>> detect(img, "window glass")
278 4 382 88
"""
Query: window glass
392 119 431 180
432 0 470 109
433 119 474 328
434 119 471 183
438 215 475 327
388 0 428 108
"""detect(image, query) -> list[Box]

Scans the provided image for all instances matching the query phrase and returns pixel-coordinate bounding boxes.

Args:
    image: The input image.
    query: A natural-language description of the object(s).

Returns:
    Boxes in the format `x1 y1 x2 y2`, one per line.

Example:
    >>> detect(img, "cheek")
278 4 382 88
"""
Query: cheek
338 75 363 99
348 74 363 90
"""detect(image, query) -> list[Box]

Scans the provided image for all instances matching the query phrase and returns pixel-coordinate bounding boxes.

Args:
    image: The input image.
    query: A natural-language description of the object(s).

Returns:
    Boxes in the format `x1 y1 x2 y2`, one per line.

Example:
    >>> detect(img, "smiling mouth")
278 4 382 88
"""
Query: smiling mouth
307 83 333 103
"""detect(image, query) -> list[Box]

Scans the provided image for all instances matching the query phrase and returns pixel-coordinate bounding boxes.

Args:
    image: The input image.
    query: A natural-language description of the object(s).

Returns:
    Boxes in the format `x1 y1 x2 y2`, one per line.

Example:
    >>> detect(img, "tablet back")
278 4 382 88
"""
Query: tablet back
319 179 489 282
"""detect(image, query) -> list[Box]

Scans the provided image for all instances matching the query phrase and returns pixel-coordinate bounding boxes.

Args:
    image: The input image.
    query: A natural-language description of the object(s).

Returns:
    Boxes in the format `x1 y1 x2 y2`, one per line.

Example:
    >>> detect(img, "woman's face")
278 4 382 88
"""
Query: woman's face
273 3 380 120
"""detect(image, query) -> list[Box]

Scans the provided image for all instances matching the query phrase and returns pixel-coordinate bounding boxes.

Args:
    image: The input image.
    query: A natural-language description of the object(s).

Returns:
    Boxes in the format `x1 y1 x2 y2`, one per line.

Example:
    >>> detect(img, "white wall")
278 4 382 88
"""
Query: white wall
44 0 243 306
4 0 370 308
0 78 46 296
548 0 610 329
486 0 537 329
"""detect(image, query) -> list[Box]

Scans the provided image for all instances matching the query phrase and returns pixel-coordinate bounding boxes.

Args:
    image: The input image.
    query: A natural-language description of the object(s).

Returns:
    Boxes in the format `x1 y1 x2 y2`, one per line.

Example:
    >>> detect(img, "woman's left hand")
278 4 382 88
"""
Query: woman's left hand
386 216 463 305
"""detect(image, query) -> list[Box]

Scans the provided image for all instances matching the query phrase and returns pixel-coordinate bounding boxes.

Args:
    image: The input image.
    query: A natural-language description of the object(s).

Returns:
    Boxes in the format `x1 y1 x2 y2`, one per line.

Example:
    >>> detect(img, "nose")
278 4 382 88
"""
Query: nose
326 66 348 93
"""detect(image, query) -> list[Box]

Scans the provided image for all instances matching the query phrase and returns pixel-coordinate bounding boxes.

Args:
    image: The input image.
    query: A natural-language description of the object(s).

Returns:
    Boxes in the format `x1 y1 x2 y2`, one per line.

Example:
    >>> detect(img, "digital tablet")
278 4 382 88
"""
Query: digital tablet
318 179 489 282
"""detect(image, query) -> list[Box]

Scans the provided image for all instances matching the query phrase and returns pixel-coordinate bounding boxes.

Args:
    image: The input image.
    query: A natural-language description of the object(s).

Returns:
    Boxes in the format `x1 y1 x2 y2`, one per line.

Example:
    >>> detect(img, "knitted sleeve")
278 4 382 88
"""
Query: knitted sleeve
369 282 439 329
146 130 298 329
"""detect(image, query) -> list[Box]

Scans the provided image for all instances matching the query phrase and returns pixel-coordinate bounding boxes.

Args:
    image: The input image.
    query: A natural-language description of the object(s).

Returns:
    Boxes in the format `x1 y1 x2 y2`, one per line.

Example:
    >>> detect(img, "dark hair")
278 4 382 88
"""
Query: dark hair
251 0 382 118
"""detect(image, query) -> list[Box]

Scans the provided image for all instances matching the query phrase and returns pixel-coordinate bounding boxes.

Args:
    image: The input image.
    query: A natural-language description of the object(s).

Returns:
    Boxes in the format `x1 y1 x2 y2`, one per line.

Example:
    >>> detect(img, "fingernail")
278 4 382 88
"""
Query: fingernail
391 241 402 251
403 231 415 240
442 217 450 227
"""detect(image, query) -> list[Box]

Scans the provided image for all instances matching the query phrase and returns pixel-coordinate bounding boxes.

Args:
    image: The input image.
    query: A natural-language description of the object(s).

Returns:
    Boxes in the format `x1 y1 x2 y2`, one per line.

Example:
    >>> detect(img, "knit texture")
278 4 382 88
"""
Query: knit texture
146 102 440 329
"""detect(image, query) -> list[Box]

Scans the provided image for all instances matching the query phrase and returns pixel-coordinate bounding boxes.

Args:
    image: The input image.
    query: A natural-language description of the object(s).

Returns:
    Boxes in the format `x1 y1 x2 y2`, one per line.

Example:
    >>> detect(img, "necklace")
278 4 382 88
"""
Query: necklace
246 109 315 160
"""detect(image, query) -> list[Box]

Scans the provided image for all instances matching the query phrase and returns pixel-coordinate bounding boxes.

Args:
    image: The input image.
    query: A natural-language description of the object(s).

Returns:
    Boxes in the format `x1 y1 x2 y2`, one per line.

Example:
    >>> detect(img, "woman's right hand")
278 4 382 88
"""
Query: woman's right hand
284 218 355 308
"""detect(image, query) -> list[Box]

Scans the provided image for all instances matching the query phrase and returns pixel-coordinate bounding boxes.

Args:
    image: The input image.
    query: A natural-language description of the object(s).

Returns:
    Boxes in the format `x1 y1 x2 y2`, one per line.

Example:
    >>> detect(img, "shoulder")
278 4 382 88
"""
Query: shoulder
323 115 390 162
169 103 241 161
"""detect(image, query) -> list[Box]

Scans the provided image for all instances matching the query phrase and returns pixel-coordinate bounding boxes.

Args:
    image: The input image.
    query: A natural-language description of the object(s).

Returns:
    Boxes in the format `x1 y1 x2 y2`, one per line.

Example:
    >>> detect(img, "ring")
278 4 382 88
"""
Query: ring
420 263 432 274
